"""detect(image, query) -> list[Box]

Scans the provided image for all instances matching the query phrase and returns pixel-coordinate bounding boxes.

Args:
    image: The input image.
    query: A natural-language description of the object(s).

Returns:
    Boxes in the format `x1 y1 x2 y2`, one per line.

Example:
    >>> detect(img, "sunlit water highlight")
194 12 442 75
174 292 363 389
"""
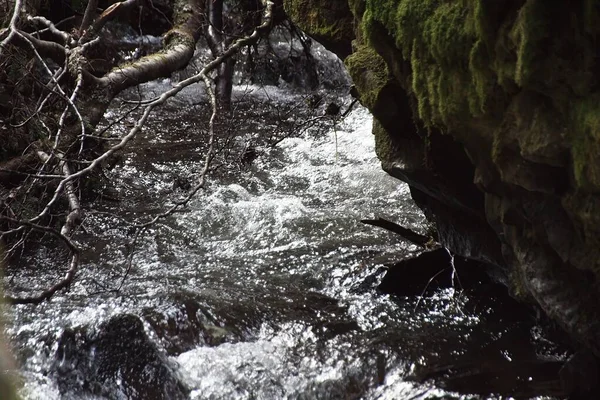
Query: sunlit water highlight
8 86 557 400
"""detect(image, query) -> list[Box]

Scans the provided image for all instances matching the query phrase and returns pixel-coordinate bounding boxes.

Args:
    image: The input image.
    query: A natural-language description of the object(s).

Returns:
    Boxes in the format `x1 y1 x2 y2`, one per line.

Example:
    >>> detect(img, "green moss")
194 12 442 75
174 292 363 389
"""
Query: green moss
353 0 600 195
361 0 494 127
348 0 366 18
583 0 600 35
372 118 395 165
344 44 389 110
356 0 600 130
283 0 354 55
571 95 600 191
509 268 534 303
469 39 494 113
509 0 548 87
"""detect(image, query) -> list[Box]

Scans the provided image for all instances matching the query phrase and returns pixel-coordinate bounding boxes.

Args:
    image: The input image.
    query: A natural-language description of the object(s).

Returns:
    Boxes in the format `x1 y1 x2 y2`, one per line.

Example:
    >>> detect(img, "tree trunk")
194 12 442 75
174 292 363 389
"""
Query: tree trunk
215 58 235 111
206 0 235 111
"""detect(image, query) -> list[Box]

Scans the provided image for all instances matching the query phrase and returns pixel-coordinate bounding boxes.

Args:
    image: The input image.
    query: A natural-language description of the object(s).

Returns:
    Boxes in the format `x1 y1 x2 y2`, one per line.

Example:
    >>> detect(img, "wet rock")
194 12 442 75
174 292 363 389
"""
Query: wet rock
52 314 188 399
324 102 341 116
351 266 387 294
378 249 454 296
171 174 192 191
235 25 349 89
239 142 258 166
142 297 239 355
378 248 493 297
413 321 569 399
283 0 354 59
421 358 565 399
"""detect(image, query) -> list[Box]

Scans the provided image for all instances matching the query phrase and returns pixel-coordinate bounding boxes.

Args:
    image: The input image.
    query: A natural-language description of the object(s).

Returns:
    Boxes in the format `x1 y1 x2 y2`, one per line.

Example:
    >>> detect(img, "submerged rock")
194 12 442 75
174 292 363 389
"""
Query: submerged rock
378 248 495 297
52 314 188 399
142 296 241 355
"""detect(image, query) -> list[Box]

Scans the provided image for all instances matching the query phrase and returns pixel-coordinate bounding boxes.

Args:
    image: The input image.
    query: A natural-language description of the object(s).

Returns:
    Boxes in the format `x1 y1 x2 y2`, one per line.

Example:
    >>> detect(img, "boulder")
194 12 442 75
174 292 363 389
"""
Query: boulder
52 314 188 399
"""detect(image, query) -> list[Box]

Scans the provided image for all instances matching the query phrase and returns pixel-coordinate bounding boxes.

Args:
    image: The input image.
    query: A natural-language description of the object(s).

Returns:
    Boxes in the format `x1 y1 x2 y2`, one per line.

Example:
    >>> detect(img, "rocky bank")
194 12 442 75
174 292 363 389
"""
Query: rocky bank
285 0 600 357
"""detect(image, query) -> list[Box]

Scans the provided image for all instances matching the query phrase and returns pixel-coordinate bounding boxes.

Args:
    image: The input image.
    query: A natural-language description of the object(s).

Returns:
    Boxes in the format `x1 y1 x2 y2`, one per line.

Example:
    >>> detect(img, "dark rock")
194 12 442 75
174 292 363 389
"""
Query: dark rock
378 249 454 296
235 26 350 90
171 174 192 191
283 0 354 59
306 94 323 109
420 358 565 399
324 102 341 116
351 266 387 294
142 297 239 355
378 248 493 297
559 351 600 399
239 142 258 166
52 314 188 399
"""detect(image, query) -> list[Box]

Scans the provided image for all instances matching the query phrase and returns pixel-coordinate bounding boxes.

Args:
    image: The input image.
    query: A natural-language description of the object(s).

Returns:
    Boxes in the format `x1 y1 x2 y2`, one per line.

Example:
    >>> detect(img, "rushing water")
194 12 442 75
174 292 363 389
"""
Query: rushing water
6 39 568 398
7 85 567 399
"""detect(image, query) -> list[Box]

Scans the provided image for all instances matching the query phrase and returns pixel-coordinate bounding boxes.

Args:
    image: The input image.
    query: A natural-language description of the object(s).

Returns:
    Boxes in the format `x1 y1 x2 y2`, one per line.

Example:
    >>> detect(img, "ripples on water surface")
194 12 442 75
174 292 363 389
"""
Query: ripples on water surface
8 85 563 400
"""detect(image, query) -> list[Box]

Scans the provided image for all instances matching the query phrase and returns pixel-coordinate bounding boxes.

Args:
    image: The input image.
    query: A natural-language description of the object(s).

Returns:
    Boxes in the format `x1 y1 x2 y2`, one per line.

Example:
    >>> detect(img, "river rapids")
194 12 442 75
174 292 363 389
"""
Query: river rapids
6 38 568 400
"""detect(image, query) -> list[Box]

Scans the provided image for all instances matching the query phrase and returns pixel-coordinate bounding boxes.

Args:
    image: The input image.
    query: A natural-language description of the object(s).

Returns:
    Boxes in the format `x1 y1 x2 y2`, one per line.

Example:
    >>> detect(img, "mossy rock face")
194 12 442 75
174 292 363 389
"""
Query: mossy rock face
344 44 389 110
283 0 354 58
361 0 492 125
288 0 600 355
287 0 600 355
571 95 600 191
372 117 397 168
359 0 600 193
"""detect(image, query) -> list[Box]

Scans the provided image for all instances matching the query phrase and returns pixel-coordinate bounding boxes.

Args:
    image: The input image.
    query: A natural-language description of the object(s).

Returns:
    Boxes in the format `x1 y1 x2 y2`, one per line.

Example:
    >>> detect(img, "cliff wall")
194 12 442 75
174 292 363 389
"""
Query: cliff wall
285 0 600 355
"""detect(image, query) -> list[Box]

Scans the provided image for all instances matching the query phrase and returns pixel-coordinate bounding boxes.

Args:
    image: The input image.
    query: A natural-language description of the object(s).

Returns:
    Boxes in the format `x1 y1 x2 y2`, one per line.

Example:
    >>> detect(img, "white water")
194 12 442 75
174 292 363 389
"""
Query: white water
167 105 432 399
10 87 538 400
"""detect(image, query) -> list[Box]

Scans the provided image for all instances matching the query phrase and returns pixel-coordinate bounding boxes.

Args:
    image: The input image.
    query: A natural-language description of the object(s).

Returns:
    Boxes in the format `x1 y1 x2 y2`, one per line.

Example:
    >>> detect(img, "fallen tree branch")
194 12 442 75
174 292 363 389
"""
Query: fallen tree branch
79 0 99 37
84 0 141 41
27 15 70 44
361 217 437 248
0 217 78 253
98 0 204 94
4 252 80 304
0 0 23 56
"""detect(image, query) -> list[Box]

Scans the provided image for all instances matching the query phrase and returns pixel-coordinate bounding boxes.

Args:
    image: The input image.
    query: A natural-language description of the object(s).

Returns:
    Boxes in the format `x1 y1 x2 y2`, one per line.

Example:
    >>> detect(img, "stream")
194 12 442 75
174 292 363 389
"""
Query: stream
6 39 570 400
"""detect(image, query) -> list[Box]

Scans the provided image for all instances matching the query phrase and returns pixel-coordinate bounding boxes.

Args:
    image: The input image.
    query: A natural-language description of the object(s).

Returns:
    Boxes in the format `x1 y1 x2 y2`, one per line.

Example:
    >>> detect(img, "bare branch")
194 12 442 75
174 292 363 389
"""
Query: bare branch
0 217 78 253
36 0 275 223
52 70 86 154
79 0 99 37
361 217 435 248
7 30 66 63
57 159 82 237
26 15 70 44
85 0 142 41
135 64 218 229
100 39 197 94
2 0 275 304
0 0 23 57
4 253 80 304
2 152 83 304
